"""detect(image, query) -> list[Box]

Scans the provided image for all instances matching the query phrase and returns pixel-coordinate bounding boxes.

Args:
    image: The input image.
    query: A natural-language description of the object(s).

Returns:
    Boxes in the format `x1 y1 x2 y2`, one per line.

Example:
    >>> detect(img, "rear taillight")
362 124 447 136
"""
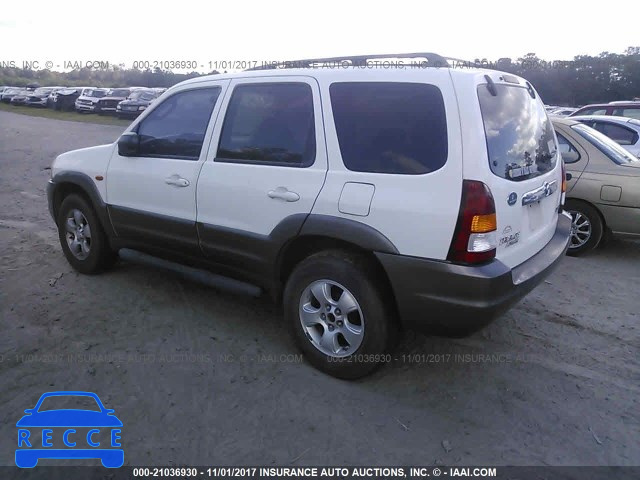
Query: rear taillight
447 180 497 264
561 160 567 193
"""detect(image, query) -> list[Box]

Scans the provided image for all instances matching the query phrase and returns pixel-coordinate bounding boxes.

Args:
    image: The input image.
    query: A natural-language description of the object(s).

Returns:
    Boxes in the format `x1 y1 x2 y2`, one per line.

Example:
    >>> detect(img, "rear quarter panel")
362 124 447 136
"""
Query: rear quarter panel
311 69 463 260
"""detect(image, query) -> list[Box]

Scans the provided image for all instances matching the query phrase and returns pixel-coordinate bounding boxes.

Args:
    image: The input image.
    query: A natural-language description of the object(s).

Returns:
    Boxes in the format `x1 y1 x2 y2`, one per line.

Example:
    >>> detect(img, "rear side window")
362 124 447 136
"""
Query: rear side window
217 83 315 167
478 84 557 181
136 87 220 160
556 133 581 163
576 107 607 116
330 82 447 174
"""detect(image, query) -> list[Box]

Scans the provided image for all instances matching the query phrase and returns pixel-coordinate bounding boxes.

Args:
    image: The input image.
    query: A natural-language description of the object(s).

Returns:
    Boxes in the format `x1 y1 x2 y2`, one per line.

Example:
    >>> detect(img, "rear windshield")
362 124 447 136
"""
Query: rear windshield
85 89 106 98
572 123 638 165
478 84 557 181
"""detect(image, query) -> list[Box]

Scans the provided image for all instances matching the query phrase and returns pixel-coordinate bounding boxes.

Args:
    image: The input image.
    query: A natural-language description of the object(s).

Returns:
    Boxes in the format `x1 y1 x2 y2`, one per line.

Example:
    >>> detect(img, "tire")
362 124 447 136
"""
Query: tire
565 200 603 256
56 194 117 274
283 250 396 379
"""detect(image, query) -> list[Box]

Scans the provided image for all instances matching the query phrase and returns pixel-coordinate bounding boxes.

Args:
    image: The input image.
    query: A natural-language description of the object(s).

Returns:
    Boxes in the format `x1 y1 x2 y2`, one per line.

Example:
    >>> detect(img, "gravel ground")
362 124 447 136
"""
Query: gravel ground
1 110 639 467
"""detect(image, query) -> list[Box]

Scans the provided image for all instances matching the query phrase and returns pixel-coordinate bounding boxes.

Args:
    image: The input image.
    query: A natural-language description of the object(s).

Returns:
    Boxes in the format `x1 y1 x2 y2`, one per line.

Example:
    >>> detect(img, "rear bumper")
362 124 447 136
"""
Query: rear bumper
376 212 571 333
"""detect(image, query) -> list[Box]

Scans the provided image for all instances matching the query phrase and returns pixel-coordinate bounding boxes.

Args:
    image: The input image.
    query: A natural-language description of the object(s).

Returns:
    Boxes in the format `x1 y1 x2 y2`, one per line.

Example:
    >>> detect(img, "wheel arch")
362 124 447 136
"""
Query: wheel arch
564 197 607 230
274 220 401 328
49 172 115 237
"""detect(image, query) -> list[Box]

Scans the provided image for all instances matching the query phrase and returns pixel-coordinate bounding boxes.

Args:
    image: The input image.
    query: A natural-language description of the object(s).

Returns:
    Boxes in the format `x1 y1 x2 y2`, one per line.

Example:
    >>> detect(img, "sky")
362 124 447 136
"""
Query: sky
1 0 638 72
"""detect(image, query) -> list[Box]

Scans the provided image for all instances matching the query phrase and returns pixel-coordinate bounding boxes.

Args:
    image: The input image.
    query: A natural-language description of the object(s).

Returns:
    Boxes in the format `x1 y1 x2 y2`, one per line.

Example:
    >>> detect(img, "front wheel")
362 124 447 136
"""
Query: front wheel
56 194 117 274
284 250 396 379
565 200 603 256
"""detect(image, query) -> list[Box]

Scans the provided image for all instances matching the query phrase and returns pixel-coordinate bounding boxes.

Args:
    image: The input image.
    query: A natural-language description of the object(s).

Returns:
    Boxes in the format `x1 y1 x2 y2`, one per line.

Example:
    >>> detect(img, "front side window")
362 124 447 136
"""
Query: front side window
217 83 315 167
330 82 447 174
136 87 221 160
478 84 557 181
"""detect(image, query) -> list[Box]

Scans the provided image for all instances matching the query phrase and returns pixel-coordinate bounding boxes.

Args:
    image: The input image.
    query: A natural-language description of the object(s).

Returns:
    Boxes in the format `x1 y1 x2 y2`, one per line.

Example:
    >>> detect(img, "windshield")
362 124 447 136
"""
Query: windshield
108 89 130 97
85 89 107 98
572 123 638 165
128 90 156 101
34 88 53 95
478 84 557 181
37 395 101 412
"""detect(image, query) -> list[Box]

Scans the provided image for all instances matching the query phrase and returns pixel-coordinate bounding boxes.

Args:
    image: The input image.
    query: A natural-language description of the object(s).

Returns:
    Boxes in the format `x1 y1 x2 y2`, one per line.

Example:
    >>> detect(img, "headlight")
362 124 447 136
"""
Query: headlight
138 106 146 111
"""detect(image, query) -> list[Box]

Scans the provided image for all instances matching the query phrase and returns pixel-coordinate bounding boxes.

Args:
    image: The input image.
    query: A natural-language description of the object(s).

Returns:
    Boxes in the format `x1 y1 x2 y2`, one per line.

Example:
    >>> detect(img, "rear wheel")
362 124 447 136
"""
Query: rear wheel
565 200 603 256
284 250 396 379
56 194 117 274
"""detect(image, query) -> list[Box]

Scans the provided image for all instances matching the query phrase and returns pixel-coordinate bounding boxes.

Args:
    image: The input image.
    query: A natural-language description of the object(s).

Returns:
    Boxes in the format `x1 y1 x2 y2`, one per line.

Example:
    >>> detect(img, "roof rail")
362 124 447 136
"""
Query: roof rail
246 52 456 71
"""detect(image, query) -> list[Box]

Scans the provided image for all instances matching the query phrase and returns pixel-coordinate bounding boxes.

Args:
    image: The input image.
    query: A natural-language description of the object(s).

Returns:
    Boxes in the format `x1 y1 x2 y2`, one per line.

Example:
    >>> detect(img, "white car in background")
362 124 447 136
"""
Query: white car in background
75 87 108 113
571 115 640 158
550 107 578 117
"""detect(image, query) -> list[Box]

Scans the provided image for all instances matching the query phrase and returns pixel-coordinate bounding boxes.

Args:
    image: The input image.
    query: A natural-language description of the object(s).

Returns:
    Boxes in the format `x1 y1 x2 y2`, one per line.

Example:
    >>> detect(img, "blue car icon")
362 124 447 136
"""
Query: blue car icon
16 391 123 468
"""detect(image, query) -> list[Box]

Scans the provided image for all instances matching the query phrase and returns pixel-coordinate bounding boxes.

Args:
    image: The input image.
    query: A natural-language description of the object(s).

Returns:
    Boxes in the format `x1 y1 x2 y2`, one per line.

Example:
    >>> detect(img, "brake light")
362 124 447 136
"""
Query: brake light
561 160 567 193
447 180 497 264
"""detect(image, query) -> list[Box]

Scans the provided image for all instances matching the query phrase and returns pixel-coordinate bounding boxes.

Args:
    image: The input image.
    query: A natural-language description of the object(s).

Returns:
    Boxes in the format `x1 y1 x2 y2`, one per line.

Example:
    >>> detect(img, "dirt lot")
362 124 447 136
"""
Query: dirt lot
1 110 639 467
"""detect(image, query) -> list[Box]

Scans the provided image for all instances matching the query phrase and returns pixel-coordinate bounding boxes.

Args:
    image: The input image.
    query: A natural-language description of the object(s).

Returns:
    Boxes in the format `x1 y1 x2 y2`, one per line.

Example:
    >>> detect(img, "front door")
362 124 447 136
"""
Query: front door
106 82 229 255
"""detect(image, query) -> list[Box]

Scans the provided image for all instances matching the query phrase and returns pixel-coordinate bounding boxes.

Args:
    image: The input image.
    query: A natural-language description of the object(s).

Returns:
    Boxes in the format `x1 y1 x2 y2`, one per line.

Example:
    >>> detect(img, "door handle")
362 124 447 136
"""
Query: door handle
268 187 300 202
165 175 190 187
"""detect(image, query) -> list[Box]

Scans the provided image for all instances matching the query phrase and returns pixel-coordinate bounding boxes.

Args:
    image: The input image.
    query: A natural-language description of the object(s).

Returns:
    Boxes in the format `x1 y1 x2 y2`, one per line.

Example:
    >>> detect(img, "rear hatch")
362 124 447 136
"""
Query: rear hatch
475 76 562 268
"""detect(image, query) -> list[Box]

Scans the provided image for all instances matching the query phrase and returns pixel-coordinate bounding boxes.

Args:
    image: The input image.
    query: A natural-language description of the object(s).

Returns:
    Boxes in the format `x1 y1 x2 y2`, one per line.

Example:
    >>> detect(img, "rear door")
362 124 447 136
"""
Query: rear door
195 77 327 279
457 73 563 268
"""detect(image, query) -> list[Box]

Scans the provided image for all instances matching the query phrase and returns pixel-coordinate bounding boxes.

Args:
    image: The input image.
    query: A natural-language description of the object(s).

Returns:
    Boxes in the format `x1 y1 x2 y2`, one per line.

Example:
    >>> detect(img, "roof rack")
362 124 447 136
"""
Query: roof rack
246 52 459 71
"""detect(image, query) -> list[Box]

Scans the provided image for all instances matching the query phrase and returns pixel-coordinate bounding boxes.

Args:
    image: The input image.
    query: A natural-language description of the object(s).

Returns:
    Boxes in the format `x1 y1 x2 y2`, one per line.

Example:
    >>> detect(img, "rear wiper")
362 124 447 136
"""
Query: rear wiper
484 75 497 96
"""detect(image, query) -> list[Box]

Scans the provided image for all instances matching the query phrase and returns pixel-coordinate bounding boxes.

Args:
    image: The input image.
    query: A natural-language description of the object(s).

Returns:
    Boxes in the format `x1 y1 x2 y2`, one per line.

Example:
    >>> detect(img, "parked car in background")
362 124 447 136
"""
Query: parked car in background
51 87 84 111
550 107 577 116
0 87 21 103
570 101 640 119
552 117 640 255
10 90 31 106
45 87 69 108
95 88 138 115
571 115 640 158
25 87 65 107
75 88 108 113
115 88 163 118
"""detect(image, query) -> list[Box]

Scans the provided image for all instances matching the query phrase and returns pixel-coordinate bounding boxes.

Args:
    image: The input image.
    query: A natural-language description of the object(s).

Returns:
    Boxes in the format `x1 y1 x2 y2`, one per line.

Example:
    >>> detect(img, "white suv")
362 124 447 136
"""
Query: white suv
47 53 571 378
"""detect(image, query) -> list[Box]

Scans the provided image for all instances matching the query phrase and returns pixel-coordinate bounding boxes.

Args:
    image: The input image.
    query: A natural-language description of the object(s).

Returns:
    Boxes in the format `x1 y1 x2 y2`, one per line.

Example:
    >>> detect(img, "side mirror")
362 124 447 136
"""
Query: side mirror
561 150 580 163
118 132 140 157
105 409 115 415
24 409 34 414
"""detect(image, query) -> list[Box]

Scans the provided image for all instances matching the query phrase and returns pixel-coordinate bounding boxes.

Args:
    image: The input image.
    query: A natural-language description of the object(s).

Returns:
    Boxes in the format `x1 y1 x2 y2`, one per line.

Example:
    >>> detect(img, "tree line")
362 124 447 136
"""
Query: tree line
1 47 638 107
